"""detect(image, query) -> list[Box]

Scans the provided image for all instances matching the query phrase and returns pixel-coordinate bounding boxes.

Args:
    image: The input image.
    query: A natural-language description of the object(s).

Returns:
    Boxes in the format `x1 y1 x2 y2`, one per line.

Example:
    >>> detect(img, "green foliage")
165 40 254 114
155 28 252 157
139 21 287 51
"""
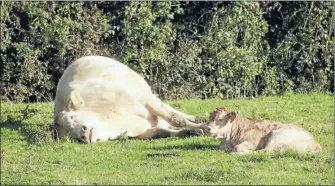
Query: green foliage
1 94 333 184
19 124 53 146
198 2 270 99
262 1 334 93
1 1 333 101
1 2 109 101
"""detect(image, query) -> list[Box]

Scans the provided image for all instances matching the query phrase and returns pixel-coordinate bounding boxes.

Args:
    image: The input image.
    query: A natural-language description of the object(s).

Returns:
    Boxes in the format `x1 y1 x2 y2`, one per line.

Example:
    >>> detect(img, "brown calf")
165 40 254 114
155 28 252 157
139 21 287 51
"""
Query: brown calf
206 107 321 154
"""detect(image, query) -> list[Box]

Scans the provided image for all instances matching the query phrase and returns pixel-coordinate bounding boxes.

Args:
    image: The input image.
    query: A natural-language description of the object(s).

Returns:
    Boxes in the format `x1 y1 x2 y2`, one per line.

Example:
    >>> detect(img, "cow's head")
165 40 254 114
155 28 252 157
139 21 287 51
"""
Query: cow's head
51 90 100 143
51 110 77 139
206 107 237 138
53 110 102 143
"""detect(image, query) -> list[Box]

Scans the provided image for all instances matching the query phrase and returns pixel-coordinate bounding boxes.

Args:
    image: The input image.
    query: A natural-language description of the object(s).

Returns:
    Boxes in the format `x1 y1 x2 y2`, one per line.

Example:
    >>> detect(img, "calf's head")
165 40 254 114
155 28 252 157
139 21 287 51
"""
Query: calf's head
206 107 237 139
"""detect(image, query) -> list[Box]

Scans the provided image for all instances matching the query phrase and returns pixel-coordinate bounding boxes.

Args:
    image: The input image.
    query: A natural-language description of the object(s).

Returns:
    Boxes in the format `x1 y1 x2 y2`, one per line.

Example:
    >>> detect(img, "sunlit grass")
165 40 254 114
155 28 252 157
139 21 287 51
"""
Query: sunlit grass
1 93 333 185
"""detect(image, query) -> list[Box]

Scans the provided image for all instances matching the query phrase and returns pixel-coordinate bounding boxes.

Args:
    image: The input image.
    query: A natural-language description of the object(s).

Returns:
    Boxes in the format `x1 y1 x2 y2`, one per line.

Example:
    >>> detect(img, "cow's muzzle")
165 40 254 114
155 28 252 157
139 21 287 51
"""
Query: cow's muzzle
80 125 95 144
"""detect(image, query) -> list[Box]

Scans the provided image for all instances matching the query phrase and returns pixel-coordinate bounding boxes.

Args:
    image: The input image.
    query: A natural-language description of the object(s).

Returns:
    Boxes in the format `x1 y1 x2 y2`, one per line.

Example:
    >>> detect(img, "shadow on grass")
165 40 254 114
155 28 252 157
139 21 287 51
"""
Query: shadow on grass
1 105 54 146
1 105 40 130
151 143 219 151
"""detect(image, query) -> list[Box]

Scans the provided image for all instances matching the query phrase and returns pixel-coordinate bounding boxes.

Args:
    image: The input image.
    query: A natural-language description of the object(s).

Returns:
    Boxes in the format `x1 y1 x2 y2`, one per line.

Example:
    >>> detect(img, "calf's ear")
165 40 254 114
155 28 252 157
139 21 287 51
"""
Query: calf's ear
228 112 237 122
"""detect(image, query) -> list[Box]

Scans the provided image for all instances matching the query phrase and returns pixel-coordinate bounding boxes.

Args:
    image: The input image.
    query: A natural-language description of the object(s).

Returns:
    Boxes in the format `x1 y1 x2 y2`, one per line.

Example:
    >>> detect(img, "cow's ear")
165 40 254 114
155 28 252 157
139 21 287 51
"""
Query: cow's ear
67 90 85 111
214 106 229 120
209 111 217 121
215 107 228 114
228 112 237 122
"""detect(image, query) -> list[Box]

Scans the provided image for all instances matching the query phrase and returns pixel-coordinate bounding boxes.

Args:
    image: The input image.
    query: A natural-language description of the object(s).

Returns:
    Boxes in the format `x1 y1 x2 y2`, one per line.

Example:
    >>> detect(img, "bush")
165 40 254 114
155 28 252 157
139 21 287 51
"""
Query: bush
1 1 333 102
1 2 109 101
262 1 334 93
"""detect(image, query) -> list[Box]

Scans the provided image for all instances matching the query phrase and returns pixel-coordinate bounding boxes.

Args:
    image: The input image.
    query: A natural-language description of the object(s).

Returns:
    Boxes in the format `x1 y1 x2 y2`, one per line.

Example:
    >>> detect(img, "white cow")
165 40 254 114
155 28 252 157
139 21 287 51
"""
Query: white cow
51 56 207 143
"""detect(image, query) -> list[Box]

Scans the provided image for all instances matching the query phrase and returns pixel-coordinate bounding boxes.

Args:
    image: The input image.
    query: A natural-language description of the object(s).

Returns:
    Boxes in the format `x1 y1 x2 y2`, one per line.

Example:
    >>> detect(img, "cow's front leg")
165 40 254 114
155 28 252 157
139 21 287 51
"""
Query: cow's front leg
129 127 179 139
218 141 234 152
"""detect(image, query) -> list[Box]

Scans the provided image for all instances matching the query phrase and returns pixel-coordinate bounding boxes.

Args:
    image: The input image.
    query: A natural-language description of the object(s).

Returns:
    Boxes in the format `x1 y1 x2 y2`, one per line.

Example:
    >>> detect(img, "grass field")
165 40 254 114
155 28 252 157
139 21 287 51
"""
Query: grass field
1 93 334 185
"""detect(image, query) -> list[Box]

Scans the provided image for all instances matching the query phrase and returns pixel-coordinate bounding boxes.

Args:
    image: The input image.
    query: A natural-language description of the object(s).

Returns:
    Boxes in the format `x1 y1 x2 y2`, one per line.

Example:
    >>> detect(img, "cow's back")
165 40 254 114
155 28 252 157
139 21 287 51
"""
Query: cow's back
54 56 152 116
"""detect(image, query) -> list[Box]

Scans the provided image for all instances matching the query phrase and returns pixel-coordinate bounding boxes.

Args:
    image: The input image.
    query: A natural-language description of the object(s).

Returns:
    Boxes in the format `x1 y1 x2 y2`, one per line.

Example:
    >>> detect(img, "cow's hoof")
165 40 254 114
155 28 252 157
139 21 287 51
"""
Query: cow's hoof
185 129 204 136
193 116 208 123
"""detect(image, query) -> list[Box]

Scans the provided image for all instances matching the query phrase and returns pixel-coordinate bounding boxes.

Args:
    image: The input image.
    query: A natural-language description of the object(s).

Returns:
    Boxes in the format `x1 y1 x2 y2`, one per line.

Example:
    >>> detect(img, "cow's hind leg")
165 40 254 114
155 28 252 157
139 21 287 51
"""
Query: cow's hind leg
145 97 206 130
153 95 208 123
158 119 204 136
256 129 293 153
130 118 202 139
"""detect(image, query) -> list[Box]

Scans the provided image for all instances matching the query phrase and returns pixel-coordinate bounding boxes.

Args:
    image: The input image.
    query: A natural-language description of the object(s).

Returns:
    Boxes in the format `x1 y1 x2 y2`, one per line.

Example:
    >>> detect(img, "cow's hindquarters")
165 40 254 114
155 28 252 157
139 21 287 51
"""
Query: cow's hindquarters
259 126 321 153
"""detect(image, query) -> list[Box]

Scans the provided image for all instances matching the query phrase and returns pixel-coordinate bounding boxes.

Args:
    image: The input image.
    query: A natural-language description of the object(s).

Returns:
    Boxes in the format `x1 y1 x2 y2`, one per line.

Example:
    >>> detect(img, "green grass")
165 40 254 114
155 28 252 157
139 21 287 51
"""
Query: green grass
1 93 334 185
